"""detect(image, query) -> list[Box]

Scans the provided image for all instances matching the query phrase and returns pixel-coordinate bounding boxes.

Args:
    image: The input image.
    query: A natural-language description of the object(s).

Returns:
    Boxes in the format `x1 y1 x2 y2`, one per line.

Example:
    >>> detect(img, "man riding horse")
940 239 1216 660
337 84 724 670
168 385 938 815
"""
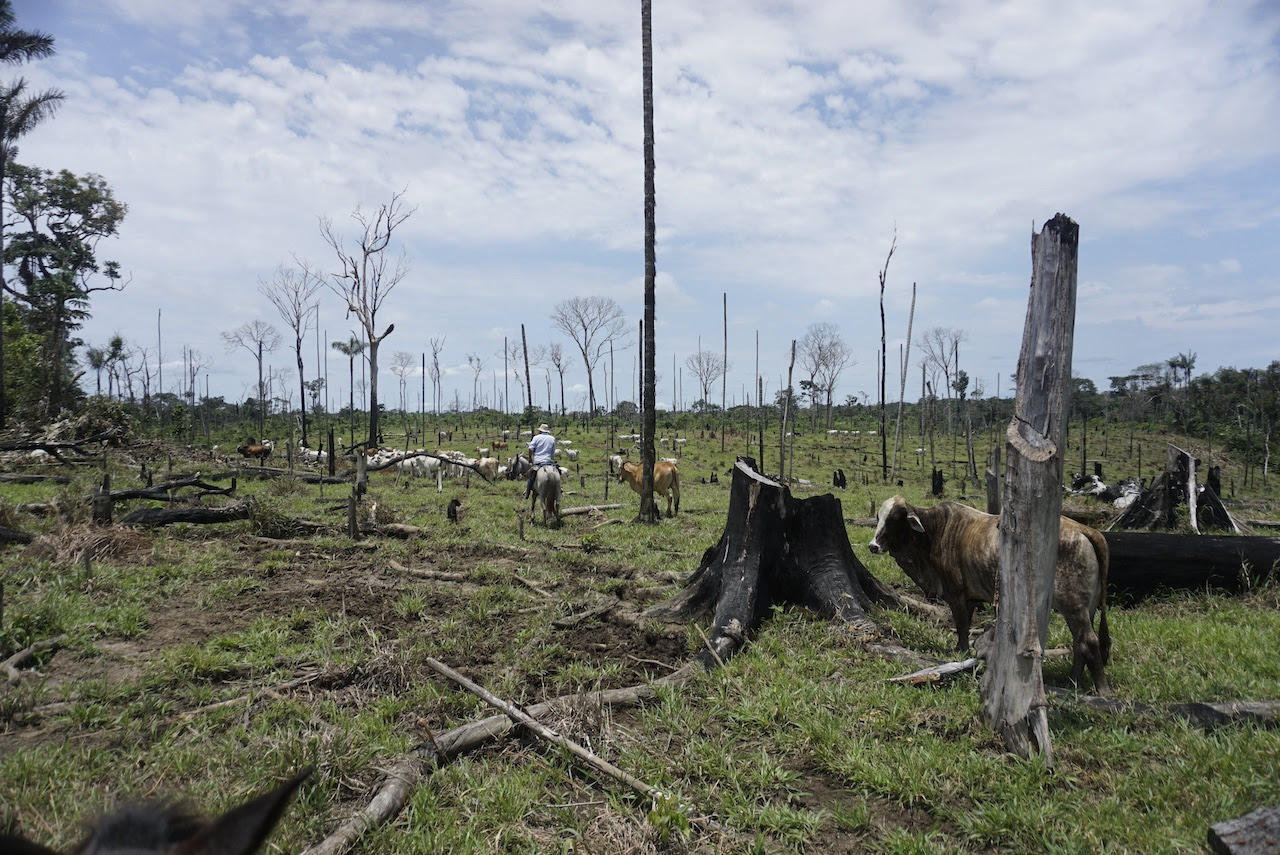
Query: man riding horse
525 423 557 497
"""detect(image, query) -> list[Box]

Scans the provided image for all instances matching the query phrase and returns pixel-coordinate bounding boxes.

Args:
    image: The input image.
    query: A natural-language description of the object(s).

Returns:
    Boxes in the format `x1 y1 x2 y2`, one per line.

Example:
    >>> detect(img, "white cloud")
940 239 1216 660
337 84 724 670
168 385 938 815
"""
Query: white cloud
13 0 1280 404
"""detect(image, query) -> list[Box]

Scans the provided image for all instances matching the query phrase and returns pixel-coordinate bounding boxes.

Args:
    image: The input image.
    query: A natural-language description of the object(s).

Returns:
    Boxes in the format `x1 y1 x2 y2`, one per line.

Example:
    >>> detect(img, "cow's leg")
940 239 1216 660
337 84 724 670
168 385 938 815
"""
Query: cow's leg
1068 618 1109 695
948 598 975 652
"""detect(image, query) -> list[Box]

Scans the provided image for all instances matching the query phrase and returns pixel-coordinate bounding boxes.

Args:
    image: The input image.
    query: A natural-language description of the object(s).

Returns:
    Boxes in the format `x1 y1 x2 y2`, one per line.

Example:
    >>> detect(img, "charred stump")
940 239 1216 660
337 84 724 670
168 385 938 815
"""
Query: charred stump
1115 444 1243 533
645 458 892 668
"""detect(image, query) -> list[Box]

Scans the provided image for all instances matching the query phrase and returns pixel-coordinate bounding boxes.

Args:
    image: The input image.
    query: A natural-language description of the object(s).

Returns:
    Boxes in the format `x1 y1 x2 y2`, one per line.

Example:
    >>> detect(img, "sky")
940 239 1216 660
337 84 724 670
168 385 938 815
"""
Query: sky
12 0 1280 416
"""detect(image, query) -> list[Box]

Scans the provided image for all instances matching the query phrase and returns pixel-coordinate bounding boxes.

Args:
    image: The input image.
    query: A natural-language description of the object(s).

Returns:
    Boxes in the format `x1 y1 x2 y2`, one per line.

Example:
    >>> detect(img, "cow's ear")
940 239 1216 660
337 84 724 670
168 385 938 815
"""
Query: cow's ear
907 512 925 534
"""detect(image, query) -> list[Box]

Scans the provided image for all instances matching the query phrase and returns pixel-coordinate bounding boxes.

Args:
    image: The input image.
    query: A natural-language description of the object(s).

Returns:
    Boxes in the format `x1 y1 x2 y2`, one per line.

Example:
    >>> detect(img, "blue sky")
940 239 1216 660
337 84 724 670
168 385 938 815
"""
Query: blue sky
13 0 1280 414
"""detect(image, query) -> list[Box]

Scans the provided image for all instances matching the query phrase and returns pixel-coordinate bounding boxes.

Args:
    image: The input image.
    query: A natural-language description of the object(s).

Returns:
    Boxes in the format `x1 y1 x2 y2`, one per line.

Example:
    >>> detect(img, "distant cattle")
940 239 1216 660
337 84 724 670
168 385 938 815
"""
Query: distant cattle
868 495 1110 693
476 456 500 481
236 439 273 464
617 460 681 517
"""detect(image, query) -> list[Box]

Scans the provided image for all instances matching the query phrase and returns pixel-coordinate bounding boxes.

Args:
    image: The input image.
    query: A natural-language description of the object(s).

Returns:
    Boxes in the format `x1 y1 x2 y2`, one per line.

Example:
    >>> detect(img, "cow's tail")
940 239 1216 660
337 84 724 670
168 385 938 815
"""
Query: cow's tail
1087 527 1111 665
672 468 681 514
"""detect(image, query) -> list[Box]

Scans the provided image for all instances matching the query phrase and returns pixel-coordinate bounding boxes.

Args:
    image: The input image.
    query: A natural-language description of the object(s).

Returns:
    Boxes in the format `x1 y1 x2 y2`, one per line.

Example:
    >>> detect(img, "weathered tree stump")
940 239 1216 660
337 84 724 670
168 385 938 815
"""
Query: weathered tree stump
645 458 891 668
981 213 1079 766
91 474 113 525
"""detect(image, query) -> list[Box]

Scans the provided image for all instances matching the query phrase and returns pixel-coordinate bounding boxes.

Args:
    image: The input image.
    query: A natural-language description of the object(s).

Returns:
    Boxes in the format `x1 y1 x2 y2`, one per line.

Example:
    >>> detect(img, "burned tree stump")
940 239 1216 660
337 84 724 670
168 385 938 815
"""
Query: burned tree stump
1115 444 1243 533
645 458 892 668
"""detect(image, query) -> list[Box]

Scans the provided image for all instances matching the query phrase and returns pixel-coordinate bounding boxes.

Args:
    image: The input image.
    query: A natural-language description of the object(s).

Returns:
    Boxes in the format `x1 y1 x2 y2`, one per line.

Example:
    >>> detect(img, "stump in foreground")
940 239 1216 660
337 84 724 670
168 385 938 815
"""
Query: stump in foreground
646 458 893 668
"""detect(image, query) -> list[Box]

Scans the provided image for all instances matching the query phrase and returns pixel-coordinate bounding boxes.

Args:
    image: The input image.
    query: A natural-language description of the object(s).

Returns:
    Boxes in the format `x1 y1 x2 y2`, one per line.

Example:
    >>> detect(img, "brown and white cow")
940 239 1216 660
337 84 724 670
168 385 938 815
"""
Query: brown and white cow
868 495 1111 693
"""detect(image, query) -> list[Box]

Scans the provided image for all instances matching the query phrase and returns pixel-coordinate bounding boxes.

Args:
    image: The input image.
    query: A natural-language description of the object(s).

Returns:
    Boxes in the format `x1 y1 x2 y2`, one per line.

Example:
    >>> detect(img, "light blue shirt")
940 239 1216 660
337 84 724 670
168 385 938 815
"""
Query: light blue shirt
528 433 556 466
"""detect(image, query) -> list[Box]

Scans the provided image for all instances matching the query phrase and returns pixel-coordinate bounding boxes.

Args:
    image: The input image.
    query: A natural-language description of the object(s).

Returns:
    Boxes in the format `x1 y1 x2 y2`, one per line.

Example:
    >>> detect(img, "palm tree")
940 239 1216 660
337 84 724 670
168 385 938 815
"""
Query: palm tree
331 337 366 445
0 1 62 428
85 346 106 396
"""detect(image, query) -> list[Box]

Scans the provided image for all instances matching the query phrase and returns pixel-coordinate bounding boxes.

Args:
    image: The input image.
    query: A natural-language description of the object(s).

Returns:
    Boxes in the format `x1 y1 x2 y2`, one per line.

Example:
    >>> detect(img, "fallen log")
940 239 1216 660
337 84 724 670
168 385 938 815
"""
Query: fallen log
890 658 980 685
2 635 67 684
297 670 696 855
1104 531 1280 599
560 503 623 516
0 526 34 545
1056 689 1280 729
424 657 691 818
119 502 254 527
108 474 236 502
0 473 72 484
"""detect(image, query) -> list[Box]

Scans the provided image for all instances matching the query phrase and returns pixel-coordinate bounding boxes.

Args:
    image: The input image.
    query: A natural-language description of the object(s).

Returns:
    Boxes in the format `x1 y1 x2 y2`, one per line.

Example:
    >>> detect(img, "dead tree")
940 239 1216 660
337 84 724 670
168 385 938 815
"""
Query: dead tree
980 214 1079 766
646 458 896 668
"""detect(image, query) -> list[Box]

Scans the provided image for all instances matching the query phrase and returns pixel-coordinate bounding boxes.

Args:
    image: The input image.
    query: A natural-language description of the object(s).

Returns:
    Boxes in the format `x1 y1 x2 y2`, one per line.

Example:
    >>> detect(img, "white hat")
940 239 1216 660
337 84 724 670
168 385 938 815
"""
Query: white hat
538 423 551 433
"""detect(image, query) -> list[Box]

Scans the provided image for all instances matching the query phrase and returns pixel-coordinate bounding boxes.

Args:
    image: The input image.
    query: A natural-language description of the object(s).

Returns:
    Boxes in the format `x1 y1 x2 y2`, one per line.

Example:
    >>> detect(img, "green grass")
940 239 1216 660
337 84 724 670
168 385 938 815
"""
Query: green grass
1 421 1278 853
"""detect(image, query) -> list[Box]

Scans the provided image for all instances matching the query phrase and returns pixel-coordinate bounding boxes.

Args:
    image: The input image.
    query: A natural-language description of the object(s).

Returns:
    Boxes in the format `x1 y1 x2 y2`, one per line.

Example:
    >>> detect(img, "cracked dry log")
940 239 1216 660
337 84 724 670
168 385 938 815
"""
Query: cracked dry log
645 458 891 668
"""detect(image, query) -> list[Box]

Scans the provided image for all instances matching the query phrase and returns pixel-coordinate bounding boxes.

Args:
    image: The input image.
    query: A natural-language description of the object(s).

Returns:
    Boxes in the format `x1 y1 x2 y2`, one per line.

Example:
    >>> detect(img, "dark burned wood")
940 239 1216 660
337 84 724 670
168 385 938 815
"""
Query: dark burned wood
0 473 72 484
645 458 890 669
1104 532 1280 598
108 474 236 502
1209 805 1280 855
0 526 33 544
1115 444 1243 533
119 502 254 527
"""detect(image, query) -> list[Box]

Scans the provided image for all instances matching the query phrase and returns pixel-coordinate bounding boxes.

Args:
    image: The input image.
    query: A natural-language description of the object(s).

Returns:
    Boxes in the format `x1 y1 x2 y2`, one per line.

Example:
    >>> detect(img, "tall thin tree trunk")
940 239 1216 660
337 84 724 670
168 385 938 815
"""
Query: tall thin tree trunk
878 233 896 480
721 292 727 452
521 324 533 425
638 0 659 522
781 340 796 481
0 151 8 429
890 282 916 481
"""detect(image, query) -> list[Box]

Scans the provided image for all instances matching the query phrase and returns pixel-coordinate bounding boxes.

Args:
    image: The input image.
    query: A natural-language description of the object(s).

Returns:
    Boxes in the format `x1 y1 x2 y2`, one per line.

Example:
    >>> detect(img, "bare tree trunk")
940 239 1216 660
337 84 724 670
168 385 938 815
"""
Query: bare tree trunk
890 282 916 482
638 0 659 523
521 324 533 423
781 341 796 480
878 232 896 480
980 214 1079 766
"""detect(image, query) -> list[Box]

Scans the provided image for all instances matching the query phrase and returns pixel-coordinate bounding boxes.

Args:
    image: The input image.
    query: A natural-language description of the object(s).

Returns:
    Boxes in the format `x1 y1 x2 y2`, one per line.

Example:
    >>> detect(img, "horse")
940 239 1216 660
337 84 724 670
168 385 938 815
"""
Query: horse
530 464 561 527
505 454 532 481
1 768 310 855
